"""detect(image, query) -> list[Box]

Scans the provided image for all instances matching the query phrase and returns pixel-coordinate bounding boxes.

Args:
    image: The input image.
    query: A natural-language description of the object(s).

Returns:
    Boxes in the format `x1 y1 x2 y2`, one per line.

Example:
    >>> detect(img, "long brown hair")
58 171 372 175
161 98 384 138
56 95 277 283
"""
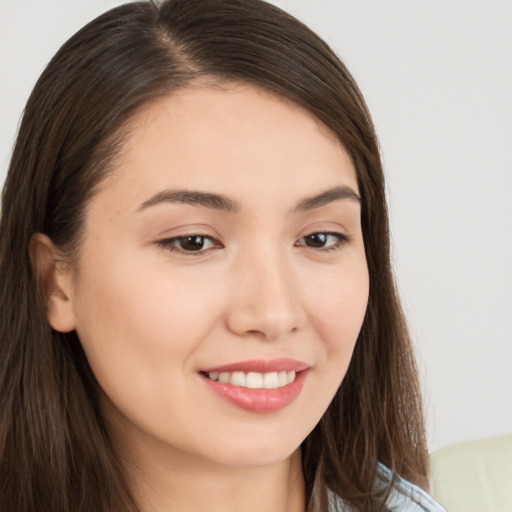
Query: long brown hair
0 1 429 510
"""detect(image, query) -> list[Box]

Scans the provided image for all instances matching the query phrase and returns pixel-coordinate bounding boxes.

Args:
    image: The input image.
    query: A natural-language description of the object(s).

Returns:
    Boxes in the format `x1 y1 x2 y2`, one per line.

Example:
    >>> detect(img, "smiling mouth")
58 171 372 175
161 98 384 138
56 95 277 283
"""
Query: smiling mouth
199 358 309 412
200 369 308 413
203 370 297 389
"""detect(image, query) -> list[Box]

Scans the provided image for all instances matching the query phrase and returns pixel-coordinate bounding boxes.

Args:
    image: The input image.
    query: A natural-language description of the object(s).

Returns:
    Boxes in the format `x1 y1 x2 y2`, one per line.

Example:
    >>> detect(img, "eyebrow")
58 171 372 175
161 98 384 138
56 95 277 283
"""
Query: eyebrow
294 185 361 211
137 185 360 213
138 189 240 213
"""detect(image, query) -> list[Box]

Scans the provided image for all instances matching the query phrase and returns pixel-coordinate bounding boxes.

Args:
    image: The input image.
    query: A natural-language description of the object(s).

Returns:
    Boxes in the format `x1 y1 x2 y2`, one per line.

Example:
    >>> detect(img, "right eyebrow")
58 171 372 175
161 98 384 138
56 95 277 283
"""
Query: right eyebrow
294 185 361 212
137 189 240 213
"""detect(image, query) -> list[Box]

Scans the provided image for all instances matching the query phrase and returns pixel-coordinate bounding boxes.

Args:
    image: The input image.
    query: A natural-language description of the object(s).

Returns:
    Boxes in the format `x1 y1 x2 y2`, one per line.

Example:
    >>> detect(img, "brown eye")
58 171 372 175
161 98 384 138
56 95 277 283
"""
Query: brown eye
295 232 348 251
179 235 208 251
303 233 328 248
158 235 221 255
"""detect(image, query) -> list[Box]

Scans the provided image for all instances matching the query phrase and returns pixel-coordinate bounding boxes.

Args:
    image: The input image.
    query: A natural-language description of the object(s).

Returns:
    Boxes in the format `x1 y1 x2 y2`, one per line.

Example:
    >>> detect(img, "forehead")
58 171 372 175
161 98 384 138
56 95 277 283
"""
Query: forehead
95 83 358 212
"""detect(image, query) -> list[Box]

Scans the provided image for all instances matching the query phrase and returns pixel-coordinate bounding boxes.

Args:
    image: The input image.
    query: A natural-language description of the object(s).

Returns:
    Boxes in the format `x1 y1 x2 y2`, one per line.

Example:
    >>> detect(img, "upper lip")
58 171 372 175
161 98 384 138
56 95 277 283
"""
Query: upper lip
200 358 309 374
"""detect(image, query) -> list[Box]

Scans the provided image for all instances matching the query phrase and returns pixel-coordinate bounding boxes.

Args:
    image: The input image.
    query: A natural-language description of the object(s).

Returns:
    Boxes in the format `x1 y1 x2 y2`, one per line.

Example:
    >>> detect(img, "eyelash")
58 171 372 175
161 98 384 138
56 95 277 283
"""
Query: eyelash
157 231 350 256
294 232 350 252
157 234 222 255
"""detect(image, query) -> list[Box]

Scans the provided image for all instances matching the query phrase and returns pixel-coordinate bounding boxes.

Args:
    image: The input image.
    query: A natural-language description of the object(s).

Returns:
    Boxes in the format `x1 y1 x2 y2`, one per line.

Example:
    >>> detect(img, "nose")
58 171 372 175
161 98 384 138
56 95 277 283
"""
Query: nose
225 246 305 341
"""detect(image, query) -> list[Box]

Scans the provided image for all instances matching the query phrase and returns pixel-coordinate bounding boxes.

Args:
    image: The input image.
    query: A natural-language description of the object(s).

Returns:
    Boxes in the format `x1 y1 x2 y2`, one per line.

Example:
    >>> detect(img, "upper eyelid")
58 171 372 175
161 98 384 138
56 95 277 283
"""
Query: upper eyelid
159 234 221 246
158 230 347 242
300 230 347 238
157 231 349 254
296 231 349 246
297 230 349 241
165 234 217 241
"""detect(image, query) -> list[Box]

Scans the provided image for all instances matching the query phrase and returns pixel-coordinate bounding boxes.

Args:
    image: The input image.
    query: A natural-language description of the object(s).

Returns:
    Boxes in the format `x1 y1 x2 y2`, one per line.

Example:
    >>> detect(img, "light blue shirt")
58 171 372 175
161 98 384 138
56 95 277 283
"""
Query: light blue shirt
329 464 447 511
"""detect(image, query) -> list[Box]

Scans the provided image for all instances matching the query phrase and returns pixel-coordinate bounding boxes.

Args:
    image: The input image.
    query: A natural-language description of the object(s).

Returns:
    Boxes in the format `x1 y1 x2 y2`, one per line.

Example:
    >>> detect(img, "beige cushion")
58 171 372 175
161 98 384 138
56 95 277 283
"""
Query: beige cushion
431 434 512 512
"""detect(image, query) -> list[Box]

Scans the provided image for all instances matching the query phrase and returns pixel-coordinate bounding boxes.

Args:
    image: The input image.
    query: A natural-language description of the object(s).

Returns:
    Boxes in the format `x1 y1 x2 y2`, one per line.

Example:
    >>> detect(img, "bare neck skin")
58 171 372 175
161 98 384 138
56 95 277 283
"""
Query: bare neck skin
109 413 306 512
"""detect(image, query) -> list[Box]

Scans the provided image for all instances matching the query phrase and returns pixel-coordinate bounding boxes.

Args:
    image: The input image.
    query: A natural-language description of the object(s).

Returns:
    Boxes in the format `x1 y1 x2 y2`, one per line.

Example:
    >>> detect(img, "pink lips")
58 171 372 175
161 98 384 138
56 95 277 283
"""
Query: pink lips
201 358 309 374
200 358 309 413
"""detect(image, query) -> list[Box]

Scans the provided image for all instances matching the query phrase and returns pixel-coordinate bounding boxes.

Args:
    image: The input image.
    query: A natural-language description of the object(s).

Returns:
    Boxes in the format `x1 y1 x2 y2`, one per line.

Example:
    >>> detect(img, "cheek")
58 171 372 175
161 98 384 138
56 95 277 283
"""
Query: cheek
302 251 369 402
71 253 221 406
308 256 369 353
290 254 368 437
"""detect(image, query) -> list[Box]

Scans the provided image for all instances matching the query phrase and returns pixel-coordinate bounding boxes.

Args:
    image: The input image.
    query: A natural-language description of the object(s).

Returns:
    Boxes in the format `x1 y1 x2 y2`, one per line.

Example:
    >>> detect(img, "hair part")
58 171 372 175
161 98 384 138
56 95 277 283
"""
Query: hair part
0 1 429 510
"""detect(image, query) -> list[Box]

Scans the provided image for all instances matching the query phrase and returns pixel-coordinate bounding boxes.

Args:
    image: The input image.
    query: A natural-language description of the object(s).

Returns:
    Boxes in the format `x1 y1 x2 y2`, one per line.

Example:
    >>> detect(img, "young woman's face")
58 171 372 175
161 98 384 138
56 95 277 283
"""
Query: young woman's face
64 84 369 468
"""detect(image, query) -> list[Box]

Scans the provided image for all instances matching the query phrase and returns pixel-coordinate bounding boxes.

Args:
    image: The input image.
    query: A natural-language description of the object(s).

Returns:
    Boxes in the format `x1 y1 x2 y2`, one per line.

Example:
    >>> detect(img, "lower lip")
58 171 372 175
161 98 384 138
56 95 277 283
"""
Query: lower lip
200 370 309 413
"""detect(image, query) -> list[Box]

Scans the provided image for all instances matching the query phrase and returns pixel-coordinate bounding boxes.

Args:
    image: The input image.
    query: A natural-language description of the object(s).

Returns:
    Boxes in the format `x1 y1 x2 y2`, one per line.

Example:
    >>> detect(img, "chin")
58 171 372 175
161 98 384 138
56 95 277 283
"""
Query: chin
213 446 301 470
195 427 307 469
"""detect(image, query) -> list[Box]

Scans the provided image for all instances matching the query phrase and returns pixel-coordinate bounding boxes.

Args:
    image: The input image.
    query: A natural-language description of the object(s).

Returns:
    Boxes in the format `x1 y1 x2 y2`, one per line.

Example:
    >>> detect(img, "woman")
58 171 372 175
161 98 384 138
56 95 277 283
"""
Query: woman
0 0 446 510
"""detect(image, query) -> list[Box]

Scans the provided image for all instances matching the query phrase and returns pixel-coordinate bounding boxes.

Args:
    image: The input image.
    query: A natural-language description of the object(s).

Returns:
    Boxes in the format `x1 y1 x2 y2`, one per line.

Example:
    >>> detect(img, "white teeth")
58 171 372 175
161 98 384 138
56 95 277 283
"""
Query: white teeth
263 372 279 389
230 371 246 387
218 372 230 383
206 370 296 389
246 372 263 388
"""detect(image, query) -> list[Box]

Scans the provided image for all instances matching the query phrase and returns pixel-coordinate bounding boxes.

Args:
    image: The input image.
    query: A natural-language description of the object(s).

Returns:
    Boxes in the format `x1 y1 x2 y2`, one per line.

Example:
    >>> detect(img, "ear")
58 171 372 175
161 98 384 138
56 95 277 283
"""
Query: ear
29 233 77 333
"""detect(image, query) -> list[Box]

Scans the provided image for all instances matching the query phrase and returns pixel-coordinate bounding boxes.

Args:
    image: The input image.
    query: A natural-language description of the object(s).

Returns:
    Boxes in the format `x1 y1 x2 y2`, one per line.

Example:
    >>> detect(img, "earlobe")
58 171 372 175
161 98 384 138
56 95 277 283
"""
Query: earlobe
29 233 77 333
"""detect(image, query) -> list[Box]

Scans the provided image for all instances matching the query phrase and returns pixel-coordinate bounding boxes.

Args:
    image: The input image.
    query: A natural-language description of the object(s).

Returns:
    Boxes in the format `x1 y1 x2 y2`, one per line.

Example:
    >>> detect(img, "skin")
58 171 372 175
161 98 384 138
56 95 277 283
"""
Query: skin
34 83 369 512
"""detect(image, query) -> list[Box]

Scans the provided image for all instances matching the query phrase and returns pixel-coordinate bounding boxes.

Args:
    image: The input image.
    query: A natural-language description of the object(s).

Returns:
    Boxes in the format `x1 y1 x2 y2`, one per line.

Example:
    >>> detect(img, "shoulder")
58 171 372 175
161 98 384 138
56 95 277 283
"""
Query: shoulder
328 463 447 512
376 463 447 512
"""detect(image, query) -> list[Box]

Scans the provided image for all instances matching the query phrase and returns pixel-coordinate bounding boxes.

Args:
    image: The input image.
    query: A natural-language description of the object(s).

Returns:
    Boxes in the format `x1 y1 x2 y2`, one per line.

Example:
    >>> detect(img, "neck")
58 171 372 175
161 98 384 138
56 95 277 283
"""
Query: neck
102 403 306 512
122 442 305 512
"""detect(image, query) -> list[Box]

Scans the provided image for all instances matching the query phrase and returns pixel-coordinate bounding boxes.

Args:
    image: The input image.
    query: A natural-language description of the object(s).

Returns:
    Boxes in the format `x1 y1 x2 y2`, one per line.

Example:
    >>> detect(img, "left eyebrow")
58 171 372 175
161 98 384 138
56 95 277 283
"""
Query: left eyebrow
137 189 240 213
294 185 361 212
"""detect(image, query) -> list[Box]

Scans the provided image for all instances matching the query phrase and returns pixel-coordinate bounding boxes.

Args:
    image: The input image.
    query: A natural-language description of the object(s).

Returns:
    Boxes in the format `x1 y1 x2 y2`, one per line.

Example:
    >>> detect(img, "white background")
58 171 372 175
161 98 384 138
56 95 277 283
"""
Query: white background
1 0 511 452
